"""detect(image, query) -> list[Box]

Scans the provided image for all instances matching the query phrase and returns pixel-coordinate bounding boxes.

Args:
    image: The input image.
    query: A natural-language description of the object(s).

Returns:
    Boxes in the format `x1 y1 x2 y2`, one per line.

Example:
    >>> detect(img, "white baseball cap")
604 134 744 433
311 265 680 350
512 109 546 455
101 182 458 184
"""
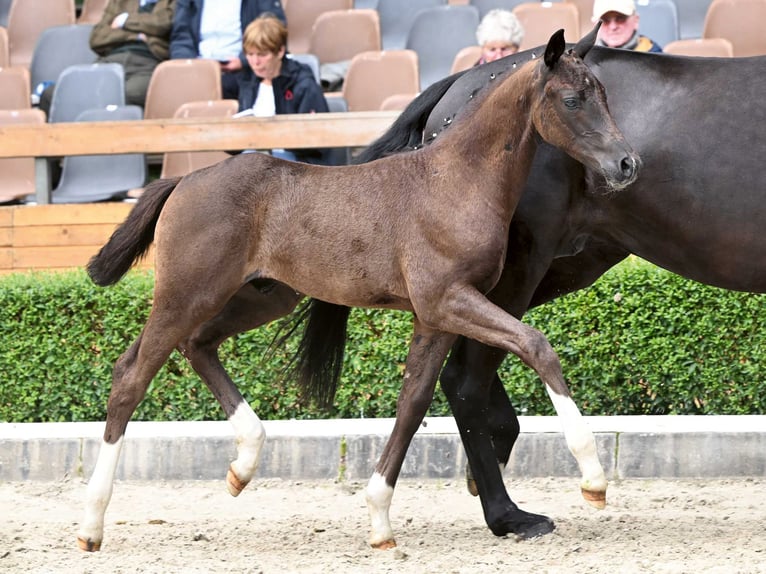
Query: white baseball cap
592 0 636 21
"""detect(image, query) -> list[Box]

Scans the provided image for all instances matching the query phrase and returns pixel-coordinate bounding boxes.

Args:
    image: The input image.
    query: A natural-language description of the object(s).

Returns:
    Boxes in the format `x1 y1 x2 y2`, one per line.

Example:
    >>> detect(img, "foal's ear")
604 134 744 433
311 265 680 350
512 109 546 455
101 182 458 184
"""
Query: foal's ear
573 21 601 59
544 29 566 69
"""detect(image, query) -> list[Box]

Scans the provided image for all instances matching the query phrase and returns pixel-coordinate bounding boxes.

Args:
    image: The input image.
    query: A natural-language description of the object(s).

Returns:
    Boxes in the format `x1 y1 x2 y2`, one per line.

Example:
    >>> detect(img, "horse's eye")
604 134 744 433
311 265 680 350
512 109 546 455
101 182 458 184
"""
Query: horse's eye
563 97 579 110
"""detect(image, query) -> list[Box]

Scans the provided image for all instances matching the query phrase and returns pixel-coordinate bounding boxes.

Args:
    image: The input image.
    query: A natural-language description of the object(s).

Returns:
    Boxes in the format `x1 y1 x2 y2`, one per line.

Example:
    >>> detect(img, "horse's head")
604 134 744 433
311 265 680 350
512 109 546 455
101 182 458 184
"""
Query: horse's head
532 26 640 193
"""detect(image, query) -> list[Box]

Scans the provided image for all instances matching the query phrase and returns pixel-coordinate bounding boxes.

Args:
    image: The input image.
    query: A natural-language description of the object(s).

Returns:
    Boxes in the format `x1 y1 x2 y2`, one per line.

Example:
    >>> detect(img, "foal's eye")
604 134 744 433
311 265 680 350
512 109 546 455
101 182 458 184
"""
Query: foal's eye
563 97 579 110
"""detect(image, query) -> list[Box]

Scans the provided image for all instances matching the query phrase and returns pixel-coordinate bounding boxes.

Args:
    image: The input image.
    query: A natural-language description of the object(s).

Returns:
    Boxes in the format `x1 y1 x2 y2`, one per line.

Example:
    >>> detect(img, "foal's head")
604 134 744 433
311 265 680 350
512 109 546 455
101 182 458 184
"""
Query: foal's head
533 26 640 192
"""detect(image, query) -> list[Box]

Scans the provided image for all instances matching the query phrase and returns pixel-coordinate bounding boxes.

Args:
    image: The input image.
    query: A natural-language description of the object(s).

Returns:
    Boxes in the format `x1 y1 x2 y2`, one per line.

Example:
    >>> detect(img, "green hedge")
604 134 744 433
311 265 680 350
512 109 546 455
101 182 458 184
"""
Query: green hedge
1 258 764 422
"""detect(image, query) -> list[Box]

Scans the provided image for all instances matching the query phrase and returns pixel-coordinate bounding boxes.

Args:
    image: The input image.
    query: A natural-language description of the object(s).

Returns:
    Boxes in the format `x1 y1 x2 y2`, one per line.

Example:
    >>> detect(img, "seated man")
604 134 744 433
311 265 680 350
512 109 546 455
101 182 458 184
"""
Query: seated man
593 0 663 53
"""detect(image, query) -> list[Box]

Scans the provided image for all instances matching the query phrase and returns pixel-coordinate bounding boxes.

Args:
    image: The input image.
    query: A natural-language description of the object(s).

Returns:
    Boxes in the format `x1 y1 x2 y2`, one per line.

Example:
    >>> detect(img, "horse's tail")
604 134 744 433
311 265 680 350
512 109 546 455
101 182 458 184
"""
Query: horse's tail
287 73 464 408
87 177 181 286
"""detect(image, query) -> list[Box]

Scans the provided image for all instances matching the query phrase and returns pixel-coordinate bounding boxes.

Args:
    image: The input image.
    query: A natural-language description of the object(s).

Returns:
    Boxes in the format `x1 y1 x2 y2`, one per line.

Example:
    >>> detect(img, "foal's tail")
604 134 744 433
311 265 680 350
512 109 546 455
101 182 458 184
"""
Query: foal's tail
291 73 463 407
87 177 181 286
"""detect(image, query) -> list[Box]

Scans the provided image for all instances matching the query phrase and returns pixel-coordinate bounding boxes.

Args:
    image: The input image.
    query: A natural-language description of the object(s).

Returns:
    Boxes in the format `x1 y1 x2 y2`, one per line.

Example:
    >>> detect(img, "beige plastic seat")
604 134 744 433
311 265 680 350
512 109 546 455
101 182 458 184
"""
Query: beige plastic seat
308 9 381 66
664 37 734 57
565 0 595 38
513 2 580 51
703 0 766 57
143 59 222 120
7 0 75 69
0 109 47 203
340 50 420 112
77 0 109 24
285 0 353 55
379 93 418 111
0 66 30 109
0 26 8 67
450 45 481 73
161 99 239 178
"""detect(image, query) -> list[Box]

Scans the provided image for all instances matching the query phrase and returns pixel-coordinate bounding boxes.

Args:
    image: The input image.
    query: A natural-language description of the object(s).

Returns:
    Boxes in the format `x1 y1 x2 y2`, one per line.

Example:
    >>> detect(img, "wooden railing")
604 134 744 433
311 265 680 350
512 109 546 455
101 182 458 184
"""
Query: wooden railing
0 111 400 273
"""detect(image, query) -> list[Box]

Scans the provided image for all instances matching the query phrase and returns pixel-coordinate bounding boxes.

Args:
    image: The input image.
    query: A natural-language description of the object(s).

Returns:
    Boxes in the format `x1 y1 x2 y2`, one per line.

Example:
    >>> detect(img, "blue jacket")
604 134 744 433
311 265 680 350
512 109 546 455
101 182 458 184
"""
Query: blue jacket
170 0 286 67
238 57 333 164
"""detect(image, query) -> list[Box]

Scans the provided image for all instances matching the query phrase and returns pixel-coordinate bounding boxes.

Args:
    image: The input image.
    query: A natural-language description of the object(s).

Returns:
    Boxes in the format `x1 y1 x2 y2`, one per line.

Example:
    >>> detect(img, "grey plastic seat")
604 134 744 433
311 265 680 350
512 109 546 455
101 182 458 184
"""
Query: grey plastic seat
674 0 714 40
378 0 446 50
48 63 125 123
469 0 529 19
29 24 97 93
406 5 480 89
51 106 146 204
635 0 680 48
0 0 12 27
288 53 321 84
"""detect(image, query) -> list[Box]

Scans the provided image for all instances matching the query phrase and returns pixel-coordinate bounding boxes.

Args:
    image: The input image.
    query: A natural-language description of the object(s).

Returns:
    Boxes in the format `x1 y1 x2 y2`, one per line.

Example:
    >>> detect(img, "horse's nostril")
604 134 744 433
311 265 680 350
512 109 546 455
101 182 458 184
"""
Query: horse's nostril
620 156 635 178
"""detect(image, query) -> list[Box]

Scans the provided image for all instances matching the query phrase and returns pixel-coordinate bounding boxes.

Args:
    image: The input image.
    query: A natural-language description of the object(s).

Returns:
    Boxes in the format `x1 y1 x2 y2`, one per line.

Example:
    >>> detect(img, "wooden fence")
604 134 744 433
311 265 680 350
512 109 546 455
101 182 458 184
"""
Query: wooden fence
0 111 399 273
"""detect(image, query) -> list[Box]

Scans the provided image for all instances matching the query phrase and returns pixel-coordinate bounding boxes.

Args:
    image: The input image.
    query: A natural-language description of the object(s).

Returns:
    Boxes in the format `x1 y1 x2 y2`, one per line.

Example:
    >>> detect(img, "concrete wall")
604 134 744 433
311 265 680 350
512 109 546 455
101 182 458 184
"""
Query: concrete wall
2 416 765 482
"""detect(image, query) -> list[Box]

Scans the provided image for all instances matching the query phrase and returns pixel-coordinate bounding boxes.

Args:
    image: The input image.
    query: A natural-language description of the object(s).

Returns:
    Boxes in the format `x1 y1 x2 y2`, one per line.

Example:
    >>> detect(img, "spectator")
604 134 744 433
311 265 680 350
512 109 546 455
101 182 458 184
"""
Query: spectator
39 0 175 113
475 9 525 65
235 14 332 165
170 0 286 99
592 0 663 53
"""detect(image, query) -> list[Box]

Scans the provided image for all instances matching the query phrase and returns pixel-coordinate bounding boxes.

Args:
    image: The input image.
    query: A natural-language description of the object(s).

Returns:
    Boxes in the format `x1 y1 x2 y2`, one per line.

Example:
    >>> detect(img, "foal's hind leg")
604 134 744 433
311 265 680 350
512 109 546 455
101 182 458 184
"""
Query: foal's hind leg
179 280 302 496
366 318 456 549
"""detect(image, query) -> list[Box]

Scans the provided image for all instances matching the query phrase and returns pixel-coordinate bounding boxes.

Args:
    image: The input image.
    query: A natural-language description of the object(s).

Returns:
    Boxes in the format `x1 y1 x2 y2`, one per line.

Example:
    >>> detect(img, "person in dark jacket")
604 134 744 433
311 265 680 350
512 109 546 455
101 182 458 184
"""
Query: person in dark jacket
236 14 333 165
170 0 285 99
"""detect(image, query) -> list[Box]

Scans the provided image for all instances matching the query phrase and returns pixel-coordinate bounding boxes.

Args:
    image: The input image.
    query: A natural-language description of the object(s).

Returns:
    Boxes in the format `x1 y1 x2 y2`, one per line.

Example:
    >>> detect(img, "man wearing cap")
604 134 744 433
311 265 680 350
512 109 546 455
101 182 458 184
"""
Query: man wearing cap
592 0 663 53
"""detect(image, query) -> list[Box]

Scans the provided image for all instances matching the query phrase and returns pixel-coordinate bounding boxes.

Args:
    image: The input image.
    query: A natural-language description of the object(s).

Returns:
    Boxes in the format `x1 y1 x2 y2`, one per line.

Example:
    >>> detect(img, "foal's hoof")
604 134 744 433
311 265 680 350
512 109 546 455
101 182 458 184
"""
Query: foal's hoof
370 538 397 550
77 536 101 552
466 478 479 497
226 466 249 497
490 508 555 540
582 487 607 509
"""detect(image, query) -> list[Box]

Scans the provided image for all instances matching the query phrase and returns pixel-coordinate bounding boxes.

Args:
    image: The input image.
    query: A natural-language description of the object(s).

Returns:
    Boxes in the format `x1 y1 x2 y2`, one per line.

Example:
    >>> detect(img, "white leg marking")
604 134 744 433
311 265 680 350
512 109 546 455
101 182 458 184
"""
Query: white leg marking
228 401 266 485
78 437 124 549
365 471 395 547
546 388 608 496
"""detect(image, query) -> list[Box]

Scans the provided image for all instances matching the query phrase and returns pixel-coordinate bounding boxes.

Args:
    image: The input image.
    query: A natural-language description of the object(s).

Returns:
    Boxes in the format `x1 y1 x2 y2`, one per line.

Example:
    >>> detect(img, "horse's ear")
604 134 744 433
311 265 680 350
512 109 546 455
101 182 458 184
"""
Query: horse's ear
544 29 566 69
573 21 601 59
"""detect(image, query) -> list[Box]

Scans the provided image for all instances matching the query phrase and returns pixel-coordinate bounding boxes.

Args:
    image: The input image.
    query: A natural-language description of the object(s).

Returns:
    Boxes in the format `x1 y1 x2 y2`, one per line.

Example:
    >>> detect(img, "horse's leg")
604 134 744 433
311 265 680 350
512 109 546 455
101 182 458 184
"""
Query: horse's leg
77 305 204 551
366 318 457 549
178 280 301 495
423 288 608 509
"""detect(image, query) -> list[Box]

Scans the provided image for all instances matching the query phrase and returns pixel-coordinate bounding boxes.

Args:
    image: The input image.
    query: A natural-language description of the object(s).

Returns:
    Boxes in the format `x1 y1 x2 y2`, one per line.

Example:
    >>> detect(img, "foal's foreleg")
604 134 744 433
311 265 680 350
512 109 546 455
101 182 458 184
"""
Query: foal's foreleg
179 282 302 496
366 319 456 549
424 288 607 508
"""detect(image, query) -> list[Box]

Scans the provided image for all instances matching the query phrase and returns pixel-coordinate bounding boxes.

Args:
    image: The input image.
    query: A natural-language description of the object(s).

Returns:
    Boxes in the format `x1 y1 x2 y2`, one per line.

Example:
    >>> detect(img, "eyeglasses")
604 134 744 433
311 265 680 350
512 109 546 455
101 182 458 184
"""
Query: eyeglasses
601 13 630 24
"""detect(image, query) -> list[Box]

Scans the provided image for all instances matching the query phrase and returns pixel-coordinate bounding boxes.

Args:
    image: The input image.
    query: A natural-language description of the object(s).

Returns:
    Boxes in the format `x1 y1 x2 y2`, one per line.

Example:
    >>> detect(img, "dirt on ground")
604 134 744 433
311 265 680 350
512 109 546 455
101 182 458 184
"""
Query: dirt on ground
1 476 765 573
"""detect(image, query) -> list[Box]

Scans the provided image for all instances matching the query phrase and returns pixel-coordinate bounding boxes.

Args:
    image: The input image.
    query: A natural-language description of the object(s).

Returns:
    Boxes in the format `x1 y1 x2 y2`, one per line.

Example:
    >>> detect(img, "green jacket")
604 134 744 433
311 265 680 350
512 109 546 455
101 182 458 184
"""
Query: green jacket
89 0 175 61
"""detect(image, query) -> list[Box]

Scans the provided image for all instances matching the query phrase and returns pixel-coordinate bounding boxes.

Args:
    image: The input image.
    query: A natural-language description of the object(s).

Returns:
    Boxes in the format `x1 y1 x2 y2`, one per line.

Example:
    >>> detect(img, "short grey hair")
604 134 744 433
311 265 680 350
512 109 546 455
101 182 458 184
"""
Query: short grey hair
476 9 525 47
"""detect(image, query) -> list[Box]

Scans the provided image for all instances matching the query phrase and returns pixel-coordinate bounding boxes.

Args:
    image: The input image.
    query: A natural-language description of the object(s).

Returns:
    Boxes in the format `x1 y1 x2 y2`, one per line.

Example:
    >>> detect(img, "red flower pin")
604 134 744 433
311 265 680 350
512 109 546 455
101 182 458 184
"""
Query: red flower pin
284 89 294 100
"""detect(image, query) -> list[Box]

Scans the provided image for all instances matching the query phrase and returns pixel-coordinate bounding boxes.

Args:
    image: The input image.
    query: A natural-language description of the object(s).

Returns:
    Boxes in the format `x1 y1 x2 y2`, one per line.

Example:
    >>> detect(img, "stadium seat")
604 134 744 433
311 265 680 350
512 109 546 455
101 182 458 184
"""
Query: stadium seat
0 109 47 203
674 0 715 40
143 59 222 120
340 49 420 111
703 0 766 57
77 0 109 24
379 93 417 111
450 45 481 74
287 53 321 83
285 0 353 54
0 0 11 28
308 9 381 66
0 66 31 109
512 2 580 51
470 0 529 19
406 5 479 89
635 0 680 49
7 0 75 69
565 0 595 39
160 99 239 179
663 37 733 57
378 0 446 50
48 63 125 123
0 26 8 67
29 24 97 95
51 106 146 203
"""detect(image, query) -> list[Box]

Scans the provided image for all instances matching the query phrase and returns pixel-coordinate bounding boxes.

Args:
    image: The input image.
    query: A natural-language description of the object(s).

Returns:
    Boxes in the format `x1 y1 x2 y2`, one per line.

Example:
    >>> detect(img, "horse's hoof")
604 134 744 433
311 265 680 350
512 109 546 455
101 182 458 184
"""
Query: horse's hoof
370 538 397 550
466 478 479 497
582 488 607 509
490 508 555 540
226 467 248 497
77 536 101 552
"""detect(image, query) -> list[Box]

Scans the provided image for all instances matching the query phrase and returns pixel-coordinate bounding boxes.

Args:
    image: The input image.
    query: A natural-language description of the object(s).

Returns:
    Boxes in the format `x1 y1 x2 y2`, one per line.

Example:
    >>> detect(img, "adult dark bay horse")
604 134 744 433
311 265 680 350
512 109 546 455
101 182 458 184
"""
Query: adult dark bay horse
296 34 766 540
77 29 638 552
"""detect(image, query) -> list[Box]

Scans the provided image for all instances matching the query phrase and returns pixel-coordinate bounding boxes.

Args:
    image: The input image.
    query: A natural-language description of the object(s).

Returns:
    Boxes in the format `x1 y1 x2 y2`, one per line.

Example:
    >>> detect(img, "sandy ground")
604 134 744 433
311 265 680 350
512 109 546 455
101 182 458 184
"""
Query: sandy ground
1 476 765 573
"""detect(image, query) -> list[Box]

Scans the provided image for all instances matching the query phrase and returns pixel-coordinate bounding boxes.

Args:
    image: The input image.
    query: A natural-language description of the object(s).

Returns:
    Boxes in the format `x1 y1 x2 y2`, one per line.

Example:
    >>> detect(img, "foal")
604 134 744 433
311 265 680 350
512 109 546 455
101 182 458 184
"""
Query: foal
78 29 638 551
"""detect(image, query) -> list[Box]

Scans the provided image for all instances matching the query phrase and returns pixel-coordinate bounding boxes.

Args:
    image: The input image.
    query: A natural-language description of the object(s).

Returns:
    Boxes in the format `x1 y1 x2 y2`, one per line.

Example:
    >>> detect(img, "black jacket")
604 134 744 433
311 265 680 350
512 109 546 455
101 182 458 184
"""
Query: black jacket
238 57 333 165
